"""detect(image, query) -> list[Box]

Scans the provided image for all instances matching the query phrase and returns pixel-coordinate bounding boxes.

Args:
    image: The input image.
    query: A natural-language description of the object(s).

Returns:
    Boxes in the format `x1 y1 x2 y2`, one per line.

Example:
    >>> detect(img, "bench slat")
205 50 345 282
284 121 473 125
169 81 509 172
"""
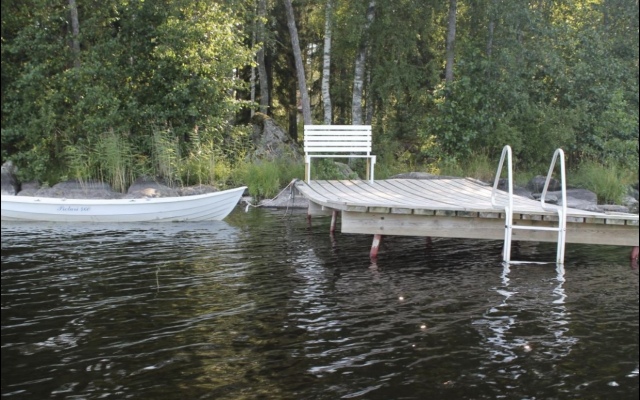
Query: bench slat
304 124 375 182
305 141 371 146
305 147 372 153
305 125 371 131
304 131 371 137
305 135 371 142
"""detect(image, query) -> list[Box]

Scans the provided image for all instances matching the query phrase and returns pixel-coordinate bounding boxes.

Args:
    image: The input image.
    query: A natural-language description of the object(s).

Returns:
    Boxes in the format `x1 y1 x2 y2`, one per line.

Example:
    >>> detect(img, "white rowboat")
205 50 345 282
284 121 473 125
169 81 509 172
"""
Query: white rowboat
1 186 247 222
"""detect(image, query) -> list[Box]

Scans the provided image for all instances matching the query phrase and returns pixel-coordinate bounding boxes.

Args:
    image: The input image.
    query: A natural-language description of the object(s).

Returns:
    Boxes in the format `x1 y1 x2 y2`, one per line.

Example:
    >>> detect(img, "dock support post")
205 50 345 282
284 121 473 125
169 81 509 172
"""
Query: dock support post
330 210 337 234
632 246 639 261
370 234 382 260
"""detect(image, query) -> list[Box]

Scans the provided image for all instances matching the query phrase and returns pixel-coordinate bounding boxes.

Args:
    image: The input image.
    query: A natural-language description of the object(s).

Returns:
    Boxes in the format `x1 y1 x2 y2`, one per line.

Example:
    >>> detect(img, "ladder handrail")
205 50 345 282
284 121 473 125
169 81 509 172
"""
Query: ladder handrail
491 145 513 210
540 148 567 214
540 148 568 264
490 145 567 265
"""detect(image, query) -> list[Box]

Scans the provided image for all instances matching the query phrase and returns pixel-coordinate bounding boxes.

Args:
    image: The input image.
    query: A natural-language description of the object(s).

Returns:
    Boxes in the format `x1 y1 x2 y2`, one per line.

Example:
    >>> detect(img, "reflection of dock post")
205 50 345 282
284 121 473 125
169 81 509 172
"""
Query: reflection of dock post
330 210 337 234
370 234 383 260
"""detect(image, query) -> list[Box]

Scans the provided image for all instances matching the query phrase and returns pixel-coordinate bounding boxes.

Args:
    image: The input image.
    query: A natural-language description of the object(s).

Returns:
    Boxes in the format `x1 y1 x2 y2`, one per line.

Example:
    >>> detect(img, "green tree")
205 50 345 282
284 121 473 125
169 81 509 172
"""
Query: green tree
2 0 255 183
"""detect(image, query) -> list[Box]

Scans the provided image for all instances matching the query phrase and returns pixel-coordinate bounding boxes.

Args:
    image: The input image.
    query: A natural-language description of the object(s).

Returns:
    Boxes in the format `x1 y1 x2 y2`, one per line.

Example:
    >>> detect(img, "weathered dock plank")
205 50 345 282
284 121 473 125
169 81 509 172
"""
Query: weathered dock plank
294 179 639 248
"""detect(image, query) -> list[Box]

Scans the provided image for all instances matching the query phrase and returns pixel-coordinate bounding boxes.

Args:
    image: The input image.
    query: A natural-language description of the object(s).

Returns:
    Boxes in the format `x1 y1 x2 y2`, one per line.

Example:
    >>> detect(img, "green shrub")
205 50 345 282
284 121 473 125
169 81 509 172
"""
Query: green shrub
569 161 634 204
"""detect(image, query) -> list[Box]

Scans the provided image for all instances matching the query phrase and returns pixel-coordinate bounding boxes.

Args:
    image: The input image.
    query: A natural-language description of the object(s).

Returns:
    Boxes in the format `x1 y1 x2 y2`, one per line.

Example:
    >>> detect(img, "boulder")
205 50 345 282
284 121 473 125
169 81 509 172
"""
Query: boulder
391 172 440 179
496 178 535 199
546 188 601 212
526 175 561 193
250 113 302 162
32 180 123 199
622 195 639 214
600 204 631 213
628 184 639 201
1 161 19 195
124 176 179 198
16 181 41 196
533 193 558 204
177 184 219 196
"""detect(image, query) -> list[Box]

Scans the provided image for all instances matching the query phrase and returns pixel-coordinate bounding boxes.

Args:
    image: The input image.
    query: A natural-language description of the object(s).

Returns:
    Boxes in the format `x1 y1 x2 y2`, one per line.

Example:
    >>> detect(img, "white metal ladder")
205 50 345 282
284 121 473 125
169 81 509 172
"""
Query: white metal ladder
491 145 567 264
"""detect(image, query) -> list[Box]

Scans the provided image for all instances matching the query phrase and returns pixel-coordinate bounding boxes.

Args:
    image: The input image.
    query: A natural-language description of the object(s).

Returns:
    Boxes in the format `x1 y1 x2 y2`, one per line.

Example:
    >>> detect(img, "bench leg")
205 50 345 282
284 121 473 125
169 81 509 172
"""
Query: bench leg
366 159 370 181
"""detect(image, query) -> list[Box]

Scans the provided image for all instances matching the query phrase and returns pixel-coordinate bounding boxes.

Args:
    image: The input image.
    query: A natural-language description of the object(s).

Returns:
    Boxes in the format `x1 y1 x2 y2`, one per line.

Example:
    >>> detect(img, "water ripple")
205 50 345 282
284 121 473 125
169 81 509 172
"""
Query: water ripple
2 211 638 399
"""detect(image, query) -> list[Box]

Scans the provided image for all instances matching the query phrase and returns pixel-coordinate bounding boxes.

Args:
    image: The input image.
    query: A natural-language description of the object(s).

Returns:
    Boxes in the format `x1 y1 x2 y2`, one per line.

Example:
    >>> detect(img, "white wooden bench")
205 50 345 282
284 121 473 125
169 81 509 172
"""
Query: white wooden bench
303 125 376 183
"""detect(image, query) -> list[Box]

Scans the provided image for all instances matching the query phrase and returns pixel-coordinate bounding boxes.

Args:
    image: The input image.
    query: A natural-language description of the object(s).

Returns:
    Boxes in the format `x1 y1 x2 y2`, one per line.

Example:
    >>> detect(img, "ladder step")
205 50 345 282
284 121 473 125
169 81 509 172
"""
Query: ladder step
494 145 567 264
511 225 562 232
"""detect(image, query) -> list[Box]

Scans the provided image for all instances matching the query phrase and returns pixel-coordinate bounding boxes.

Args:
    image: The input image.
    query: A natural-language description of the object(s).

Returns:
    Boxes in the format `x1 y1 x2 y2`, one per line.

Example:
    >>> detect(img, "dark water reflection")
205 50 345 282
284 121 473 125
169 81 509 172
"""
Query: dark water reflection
2 208 638 399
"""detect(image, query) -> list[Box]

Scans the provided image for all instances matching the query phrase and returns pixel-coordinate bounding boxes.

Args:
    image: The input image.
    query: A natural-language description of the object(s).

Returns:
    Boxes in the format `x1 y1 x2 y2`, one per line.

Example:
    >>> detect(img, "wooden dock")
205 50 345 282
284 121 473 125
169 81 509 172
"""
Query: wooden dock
294 178 639 260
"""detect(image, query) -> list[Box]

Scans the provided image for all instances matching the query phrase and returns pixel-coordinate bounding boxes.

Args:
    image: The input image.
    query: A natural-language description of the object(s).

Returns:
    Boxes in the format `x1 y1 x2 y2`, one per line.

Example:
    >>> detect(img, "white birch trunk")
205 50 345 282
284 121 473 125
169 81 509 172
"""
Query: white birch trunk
322 0 333 125
352 0 375 125
445 0 457 83
257 0 269 114
283 0 312 125
69 0 81 68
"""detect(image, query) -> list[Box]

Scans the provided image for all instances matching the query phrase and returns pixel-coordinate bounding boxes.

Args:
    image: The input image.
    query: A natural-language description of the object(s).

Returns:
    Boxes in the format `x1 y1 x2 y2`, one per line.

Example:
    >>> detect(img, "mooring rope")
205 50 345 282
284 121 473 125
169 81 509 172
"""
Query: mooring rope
243 178 300 217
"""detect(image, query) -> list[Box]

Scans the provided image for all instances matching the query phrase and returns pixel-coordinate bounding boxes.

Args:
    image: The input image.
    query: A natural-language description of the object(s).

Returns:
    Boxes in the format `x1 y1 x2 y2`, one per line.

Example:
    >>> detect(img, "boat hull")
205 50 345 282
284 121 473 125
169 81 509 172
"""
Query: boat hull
1 186 247 222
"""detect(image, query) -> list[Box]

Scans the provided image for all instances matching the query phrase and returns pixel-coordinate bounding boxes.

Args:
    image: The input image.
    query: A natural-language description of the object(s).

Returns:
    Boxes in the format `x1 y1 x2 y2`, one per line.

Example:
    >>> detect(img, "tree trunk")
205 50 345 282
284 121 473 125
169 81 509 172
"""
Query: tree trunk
257 0 269 115
445 0 457 83
486 0 496 58
365 69 373 125
288 78 298 141
322 0 333 125
283 0 312 125
69 0 80 68
352 0 375 125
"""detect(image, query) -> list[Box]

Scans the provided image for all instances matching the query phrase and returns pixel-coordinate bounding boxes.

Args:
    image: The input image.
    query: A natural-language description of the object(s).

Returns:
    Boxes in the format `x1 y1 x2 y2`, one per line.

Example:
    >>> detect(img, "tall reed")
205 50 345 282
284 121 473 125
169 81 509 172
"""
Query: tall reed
94 130 134 193
152 128 181 186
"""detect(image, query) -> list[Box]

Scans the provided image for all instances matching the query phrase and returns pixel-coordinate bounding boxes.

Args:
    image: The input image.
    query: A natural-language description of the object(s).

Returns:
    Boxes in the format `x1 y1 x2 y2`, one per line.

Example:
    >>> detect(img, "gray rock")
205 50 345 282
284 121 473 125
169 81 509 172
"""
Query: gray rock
533 193 558 204
251 113 302 162
390 172 458 180
599 204 631 213
526 175 561 193
16 181 41 196
1 161 19 195
124 177 179 198
622 196 639 214
33 180 123 199
178 184 219 196
628 185 639 201
334 162 358 180
546 188 601 212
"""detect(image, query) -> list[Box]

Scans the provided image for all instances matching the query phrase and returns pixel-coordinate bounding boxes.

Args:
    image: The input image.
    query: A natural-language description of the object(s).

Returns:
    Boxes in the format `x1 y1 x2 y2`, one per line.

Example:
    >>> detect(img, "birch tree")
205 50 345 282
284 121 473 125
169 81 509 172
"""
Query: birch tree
257 0 269 114
445 0 457 83
69 0 80 68
352 0 375 125
283 0 311 125
321 0 333 124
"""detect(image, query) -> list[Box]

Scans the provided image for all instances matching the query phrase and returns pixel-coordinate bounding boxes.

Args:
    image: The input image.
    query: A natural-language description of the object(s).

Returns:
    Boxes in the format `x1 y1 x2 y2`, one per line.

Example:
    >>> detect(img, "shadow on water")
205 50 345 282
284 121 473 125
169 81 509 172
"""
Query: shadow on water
2 208 638 399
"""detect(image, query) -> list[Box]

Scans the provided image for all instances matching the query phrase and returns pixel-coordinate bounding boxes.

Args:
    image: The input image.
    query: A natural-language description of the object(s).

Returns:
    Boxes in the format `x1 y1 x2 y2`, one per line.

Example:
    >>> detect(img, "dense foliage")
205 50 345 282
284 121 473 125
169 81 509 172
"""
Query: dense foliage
2 0 638 189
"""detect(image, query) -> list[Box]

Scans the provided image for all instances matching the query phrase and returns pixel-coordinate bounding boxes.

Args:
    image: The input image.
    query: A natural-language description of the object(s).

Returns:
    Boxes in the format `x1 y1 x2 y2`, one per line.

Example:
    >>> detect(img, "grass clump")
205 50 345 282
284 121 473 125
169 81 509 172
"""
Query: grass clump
438 150 499 182
233 159 303 200
569 160 636 204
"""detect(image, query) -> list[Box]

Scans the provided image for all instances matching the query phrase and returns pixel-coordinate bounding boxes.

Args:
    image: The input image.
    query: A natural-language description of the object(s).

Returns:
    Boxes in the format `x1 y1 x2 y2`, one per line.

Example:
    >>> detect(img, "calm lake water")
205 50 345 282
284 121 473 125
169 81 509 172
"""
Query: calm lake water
2 207 638 400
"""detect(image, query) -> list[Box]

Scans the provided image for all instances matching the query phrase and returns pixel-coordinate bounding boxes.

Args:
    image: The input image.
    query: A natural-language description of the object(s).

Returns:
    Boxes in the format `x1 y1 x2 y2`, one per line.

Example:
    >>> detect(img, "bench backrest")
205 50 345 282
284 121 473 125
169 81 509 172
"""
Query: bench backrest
303 125 372 155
